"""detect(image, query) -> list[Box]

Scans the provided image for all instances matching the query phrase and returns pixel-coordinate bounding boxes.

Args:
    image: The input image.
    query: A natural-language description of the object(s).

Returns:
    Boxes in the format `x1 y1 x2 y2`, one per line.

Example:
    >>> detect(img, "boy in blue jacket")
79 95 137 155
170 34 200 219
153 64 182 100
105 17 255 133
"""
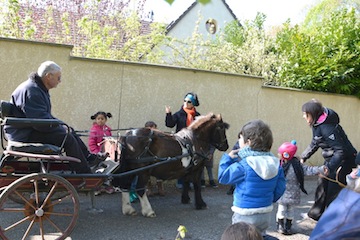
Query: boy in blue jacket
218 119 286 237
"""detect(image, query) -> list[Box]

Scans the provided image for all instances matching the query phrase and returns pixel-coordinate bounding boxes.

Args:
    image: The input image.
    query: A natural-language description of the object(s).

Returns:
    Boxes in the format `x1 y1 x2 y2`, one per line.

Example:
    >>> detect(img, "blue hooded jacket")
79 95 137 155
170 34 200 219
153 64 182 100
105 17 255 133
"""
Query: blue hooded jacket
218 147 285 214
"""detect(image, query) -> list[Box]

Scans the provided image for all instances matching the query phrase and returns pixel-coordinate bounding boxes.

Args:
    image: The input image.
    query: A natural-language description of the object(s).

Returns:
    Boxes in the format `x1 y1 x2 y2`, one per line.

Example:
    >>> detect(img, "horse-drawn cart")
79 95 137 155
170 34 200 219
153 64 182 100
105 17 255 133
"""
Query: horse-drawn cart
0 114 116 239
0 102 229 240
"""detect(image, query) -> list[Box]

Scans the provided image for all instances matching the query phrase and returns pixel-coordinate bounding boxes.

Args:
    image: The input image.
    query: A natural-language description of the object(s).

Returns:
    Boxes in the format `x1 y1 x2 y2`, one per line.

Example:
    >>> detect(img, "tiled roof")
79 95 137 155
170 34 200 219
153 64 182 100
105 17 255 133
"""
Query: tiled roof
16 5 154 51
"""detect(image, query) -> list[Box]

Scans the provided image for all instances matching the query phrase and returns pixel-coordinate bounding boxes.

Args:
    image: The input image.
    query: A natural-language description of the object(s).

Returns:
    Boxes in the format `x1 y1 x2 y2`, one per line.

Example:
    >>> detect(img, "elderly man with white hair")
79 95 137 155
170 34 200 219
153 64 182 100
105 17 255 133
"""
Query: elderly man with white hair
5 61 104 173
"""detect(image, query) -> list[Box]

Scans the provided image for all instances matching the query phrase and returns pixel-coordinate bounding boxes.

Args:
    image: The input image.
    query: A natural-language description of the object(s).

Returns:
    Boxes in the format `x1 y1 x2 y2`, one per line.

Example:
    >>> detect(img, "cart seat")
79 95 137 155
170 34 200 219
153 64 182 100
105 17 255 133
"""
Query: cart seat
0 100 80 173
0 100 63 155
7 141 61 154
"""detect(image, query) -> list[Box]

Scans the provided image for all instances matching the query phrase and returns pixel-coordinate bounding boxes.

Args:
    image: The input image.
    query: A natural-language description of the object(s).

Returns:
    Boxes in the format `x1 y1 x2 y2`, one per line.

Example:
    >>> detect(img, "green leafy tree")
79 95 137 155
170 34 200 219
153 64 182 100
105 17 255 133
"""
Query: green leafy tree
161 0 360 96
303 0 360 29
275 8 360 96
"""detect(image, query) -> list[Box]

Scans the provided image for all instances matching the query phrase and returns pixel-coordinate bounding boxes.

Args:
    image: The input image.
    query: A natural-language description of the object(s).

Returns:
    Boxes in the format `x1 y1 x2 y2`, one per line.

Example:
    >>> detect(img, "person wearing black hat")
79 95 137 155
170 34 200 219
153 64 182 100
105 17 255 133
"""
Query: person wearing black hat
165 92 200 189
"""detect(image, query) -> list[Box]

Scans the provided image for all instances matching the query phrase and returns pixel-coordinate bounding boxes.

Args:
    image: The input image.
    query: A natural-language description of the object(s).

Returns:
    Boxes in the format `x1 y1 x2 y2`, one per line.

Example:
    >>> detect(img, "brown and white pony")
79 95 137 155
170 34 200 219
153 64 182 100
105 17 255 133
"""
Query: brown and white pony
113 113 229 217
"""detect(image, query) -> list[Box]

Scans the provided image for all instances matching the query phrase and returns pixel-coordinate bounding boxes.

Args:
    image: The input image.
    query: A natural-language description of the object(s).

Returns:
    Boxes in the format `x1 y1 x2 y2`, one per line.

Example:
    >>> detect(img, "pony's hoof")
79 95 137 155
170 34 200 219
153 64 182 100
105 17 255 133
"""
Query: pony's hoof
123 207 137 216
124 211 138 216
181 197 191 204
195 206 207 210
143 211 156 218
195 203 207 210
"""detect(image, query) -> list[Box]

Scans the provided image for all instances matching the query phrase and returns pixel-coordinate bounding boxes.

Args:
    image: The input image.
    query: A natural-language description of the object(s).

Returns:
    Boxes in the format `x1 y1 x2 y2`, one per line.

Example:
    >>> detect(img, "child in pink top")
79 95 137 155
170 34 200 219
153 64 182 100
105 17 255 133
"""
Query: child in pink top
88 111 112 154
89 111 114 195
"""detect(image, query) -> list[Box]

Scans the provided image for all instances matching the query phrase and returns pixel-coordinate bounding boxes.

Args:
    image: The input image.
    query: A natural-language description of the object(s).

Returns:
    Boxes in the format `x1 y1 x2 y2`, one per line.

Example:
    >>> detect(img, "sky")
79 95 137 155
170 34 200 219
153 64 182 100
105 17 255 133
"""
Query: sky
142 0 319 28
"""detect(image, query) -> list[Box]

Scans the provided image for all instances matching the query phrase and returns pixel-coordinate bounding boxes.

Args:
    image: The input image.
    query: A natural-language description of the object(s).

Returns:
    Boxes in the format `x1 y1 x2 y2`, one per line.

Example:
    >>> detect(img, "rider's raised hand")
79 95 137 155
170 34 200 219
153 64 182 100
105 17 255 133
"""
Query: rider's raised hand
165 106 171 113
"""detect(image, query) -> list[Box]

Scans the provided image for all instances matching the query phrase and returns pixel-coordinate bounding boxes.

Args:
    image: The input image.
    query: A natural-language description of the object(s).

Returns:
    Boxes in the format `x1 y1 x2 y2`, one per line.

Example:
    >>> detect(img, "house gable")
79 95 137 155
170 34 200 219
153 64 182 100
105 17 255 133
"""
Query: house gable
166 0 238 39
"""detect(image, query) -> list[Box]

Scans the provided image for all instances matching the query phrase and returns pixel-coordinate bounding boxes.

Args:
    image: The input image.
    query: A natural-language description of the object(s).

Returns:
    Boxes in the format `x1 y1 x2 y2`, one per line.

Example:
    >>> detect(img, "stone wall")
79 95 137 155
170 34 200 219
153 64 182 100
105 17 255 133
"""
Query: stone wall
1 37 359 177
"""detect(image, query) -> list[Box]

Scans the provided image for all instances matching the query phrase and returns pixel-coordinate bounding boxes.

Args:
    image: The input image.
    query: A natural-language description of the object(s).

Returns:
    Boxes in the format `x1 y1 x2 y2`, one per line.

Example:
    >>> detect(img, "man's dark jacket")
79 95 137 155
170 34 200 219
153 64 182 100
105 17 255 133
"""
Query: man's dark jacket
5 73 63 142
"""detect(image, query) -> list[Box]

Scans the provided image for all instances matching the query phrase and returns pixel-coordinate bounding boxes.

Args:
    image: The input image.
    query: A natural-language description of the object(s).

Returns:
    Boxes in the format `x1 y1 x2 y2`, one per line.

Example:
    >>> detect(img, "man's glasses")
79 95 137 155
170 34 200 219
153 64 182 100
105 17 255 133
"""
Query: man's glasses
184 100 192 104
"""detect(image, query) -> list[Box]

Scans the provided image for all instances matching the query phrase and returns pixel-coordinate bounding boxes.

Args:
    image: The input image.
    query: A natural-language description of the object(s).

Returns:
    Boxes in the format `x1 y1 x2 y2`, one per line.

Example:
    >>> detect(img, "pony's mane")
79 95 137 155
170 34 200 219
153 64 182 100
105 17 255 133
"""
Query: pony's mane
188 113 217 130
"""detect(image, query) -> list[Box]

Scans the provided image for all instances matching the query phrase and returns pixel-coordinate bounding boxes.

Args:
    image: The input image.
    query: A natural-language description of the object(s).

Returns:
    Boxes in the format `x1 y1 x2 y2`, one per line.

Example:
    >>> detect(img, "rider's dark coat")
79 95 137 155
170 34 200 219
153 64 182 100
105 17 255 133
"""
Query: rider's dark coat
165 107 200 133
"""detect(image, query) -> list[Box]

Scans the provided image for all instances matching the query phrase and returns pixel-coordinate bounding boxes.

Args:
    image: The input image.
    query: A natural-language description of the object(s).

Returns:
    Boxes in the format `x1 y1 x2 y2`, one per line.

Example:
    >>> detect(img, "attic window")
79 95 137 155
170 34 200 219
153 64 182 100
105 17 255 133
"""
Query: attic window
206 19 217 34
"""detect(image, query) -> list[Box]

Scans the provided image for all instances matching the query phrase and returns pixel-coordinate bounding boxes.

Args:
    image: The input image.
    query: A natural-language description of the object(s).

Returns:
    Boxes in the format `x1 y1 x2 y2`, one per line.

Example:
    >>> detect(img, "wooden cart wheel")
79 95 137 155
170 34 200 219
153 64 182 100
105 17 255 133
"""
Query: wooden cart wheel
0 173 80 240
8 191 31 205
7 187 69 205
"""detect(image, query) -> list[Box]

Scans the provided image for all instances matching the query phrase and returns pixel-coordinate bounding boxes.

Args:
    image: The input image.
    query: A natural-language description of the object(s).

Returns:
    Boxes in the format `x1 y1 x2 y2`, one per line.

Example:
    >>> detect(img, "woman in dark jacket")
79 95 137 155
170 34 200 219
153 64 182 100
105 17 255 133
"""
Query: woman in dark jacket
165 92 200 188
300 99 357 221
165 92 200 132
